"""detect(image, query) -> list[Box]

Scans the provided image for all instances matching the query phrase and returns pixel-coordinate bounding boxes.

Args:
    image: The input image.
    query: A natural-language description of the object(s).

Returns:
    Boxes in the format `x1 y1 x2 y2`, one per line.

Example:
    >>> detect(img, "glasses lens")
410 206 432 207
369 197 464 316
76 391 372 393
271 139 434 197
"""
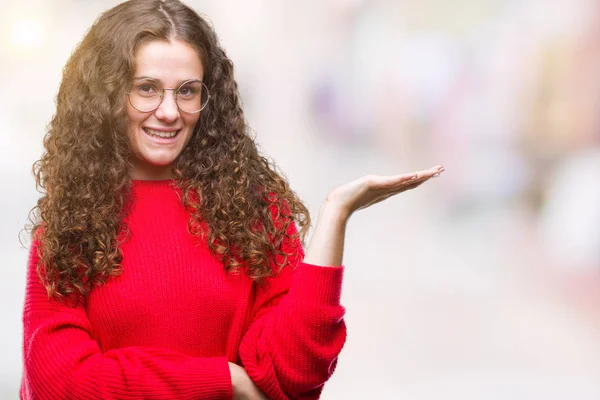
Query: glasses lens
128 79 210 113
176 80 209 113
129 79 162 112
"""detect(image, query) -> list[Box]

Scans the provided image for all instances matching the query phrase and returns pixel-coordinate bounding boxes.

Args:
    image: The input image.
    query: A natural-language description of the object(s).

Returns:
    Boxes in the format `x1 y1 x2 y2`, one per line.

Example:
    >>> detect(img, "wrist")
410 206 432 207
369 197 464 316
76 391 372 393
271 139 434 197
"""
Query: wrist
303 201 348 267
228 362 241 391
319 199 350 225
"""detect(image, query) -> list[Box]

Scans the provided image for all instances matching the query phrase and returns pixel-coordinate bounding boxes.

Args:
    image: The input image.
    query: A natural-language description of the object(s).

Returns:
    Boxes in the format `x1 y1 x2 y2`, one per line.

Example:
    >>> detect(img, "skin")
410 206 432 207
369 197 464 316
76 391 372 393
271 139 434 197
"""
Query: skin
126 39 203 180
229 165 445 399
303 164 446 267
124 33 447 400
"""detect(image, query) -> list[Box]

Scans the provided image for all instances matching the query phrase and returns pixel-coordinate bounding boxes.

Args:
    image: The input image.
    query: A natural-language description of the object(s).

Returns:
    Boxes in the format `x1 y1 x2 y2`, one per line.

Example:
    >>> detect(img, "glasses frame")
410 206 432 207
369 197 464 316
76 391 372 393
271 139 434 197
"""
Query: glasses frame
126 78 211 114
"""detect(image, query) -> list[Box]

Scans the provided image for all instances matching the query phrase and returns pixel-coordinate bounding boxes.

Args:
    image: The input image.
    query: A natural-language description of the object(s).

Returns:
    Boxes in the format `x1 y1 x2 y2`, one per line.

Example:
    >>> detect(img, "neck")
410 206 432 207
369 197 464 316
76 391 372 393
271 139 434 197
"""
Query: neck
130 158 174 181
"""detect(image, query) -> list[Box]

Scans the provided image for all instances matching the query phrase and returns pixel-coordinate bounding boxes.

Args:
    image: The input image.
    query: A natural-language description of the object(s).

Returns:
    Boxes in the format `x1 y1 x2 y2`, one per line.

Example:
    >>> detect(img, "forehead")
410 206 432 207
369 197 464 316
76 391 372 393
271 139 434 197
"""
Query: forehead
134 39 204 84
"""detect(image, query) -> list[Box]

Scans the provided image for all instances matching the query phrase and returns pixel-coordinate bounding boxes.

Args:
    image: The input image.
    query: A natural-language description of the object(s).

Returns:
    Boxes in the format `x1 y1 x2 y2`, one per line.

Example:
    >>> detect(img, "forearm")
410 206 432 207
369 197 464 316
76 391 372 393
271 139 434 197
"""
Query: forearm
238 293 346 399
23 341 232 400
237 202 347 399
238 263 346 398
303 201 348 267
22 242 233 400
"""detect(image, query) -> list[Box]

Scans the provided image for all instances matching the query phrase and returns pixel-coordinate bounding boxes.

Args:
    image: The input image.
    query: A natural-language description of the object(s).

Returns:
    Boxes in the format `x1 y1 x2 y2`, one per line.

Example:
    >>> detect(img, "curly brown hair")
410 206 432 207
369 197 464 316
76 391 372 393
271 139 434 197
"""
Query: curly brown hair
29 0 310 302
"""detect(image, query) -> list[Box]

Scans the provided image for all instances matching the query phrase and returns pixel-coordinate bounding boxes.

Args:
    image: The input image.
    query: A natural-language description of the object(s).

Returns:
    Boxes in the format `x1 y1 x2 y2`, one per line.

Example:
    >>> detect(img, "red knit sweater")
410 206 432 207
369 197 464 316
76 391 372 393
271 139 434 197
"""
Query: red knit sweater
21 180 346 400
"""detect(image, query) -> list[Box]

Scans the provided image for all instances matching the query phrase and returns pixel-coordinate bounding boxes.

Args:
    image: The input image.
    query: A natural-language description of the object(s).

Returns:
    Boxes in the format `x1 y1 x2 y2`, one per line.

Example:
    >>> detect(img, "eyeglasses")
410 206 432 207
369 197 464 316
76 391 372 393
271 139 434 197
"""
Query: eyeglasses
126 78 210 113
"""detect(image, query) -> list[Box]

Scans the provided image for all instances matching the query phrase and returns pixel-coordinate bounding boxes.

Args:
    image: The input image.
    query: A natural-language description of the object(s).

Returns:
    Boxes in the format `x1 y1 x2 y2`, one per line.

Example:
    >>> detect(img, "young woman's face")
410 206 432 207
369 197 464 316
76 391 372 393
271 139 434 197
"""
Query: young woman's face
126 39 204 180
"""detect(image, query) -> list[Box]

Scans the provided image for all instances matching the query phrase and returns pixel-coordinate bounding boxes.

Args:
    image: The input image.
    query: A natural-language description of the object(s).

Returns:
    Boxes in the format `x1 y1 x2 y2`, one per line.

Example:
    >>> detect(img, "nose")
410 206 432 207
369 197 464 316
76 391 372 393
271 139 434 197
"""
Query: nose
154 89 180 123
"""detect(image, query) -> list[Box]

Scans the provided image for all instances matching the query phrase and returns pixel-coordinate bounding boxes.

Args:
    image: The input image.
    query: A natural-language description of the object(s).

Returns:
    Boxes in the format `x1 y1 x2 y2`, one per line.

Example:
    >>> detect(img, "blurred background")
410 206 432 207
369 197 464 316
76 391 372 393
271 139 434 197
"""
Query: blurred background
1 0 599 398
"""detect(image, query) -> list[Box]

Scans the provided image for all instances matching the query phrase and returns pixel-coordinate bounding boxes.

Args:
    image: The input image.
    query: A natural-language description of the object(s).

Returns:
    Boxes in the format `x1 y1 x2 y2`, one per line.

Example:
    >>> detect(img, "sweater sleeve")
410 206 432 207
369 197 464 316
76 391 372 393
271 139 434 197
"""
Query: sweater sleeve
21 240 233 400
238 219 347 400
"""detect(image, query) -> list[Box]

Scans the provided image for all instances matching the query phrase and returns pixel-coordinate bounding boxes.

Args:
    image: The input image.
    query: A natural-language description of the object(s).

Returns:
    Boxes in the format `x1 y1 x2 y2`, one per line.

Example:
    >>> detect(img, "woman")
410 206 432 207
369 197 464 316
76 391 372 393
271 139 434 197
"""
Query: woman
21 0 444 399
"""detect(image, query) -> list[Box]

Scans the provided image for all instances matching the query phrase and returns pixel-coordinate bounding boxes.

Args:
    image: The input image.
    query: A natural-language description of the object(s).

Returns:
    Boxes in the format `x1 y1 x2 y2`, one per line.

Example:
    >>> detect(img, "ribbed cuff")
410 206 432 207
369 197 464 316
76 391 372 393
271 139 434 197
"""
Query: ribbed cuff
186 357 233 400
287 262 344 306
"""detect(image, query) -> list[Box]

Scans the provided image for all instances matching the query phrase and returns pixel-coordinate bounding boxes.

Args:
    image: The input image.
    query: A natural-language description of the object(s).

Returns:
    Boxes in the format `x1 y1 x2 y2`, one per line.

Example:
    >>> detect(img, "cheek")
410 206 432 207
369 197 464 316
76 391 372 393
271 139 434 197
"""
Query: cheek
126 106 147 134
183 114 201 138
185 113 201 128
125 111 148 154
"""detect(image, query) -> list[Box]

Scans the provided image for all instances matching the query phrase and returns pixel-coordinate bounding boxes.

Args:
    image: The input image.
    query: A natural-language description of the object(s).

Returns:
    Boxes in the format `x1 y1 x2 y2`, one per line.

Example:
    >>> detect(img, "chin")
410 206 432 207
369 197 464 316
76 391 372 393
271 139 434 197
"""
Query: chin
146 156 178 167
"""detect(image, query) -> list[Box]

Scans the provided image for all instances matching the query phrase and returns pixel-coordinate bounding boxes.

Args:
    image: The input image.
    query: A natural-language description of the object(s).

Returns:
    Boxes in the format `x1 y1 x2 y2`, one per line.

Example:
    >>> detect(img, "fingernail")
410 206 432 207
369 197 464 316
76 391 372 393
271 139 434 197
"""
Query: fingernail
432 173 440 178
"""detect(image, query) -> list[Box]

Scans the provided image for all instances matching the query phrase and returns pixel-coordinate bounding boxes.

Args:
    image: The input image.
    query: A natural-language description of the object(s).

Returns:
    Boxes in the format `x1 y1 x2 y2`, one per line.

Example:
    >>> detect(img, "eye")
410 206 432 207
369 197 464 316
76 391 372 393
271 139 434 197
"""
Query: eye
134 82 159 97
140 84 154 92
177 85 198 98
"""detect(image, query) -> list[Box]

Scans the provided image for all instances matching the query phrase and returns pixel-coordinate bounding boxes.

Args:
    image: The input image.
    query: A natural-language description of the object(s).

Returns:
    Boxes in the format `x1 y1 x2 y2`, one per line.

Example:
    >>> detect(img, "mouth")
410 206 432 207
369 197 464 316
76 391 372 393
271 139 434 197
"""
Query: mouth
143 127 181 141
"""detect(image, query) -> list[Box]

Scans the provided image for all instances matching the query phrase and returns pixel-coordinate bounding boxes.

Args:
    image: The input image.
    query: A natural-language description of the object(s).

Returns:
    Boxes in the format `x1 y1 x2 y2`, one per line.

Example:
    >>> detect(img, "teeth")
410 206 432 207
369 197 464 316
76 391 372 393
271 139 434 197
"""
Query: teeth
145 128 179 138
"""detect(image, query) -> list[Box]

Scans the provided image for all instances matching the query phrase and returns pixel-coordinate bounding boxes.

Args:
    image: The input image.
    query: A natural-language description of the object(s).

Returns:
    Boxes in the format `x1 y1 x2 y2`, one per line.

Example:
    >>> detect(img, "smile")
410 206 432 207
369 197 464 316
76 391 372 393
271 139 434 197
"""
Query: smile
143 128 181 138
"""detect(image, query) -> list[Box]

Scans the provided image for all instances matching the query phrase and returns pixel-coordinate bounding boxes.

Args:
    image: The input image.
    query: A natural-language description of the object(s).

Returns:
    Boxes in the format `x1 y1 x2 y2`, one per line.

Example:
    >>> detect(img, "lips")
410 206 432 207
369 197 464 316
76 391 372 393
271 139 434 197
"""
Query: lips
143 127 181 139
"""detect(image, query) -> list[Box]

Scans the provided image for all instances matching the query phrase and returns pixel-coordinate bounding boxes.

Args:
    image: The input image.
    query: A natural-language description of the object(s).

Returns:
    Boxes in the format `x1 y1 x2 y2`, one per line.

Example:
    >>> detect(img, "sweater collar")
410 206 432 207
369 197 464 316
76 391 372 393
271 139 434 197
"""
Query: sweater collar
130 179 178 197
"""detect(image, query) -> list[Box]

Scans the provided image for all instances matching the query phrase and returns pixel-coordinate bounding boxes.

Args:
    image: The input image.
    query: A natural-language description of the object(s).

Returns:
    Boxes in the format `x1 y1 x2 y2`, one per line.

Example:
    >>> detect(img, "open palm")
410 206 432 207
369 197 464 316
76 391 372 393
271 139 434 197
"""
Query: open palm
326 165 445 218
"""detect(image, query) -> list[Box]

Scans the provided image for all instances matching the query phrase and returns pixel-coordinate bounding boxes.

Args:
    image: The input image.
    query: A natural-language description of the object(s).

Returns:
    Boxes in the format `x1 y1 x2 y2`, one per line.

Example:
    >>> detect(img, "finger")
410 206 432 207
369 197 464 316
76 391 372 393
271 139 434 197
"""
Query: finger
385 167 443 191
358 183 415 210
365 179 424 206
370 173 434 204
372 172 424 189
368 165 445 191
358 176 438 210
358 166 444 210
413 165 445 181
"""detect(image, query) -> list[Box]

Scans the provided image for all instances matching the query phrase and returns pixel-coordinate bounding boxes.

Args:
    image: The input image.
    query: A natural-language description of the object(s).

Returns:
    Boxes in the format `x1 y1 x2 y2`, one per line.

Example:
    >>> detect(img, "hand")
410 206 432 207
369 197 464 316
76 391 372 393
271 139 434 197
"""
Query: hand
229 362 269 400
325 164 445 220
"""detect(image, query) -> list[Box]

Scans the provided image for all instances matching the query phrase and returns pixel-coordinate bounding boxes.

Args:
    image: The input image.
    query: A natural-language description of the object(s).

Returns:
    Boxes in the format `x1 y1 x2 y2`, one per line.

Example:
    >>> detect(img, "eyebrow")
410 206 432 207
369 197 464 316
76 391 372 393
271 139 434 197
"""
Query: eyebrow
133 76 204 84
